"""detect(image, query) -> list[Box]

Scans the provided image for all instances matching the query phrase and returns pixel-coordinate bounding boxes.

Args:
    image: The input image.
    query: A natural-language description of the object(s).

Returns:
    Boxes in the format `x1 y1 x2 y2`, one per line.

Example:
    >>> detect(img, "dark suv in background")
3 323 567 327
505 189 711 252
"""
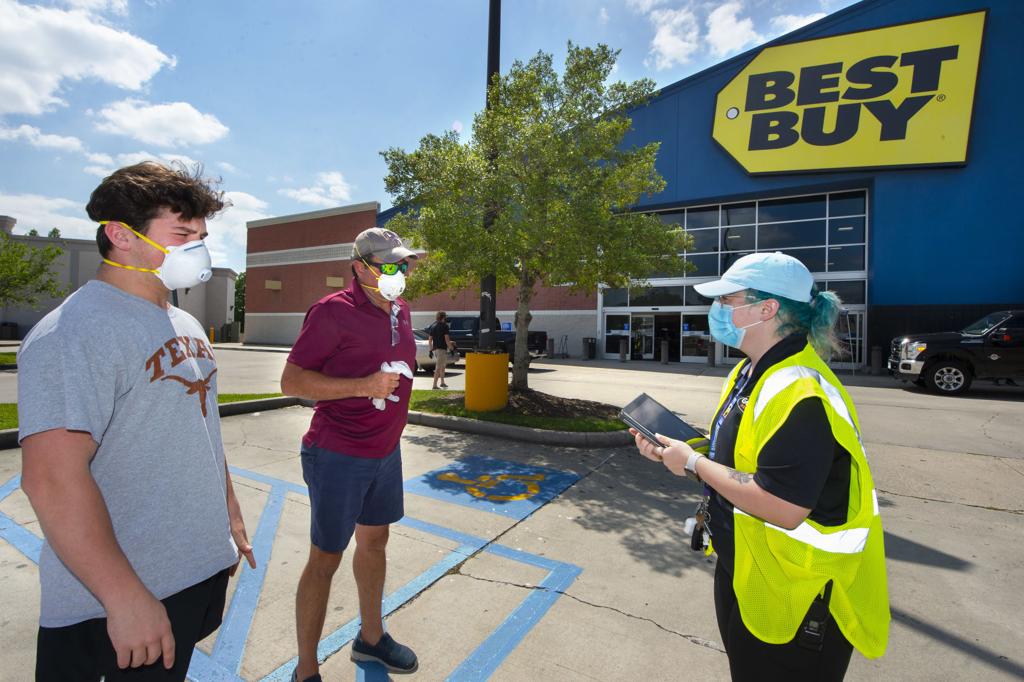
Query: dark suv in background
888 310 1024 395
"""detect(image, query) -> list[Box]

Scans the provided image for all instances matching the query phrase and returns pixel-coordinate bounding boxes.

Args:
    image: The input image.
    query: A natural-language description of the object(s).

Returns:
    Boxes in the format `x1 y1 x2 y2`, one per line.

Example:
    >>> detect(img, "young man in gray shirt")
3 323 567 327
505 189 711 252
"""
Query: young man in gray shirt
18 162 255 681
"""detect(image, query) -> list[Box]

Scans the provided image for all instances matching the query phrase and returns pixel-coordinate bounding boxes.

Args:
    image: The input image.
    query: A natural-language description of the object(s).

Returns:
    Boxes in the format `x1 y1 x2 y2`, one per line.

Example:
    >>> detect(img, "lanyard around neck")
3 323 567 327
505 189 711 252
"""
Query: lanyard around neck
708 362 754 462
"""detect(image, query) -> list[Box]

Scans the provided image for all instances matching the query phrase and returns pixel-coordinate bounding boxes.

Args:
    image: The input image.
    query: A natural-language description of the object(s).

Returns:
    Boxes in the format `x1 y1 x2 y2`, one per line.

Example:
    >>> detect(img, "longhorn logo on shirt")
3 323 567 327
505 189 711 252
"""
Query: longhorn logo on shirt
737 396 749 413
145 336 218 416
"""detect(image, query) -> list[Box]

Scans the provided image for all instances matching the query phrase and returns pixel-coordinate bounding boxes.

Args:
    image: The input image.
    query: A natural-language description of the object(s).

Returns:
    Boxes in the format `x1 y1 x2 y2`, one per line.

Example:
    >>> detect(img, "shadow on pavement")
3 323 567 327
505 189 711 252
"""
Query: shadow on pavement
883 532 972 571
891 607 1024 678
402 429 714 577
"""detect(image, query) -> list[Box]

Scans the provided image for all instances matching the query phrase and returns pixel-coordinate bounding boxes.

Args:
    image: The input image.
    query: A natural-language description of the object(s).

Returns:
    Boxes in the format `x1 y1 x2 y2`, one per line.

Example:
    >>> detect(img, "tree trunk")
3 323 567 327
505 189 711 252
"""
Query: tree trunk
510 272 535 390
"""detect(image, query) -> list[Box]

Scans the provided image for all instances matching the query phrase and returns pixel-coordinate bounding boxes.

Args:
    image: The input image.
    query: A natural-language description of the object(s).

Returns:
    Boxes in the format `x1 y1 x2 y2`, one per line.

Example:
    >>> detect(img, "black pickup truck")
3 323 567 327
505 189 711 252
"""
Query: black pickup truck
888 310 1024 395
439 315 548 360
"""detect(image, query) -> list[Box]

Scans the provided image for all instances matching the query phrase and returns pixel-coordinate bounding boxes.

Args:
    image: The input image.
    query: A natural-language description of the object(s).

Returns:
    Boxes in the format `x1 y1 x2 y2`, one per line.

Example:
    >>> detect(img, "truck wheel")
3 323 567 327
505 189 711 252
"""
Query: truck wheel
924 360 973 396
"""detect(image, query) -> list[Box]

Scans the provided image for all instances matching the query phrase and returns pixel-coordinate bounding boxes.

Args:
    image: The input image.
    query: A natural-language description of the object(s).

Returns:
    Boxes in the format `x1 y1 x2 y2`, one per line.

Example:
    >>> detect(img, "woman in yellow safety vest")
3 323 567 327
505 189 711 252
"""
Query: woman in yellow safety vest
633 252 889 681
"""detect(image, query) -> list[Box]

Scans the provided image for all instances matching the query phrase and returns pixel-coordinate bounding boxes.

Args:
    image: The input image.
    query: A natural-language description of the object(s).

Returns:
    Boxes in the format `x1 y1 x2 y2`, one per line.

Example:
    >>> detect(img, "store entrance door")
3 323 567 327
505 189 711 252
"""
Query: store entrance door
630 314 655 360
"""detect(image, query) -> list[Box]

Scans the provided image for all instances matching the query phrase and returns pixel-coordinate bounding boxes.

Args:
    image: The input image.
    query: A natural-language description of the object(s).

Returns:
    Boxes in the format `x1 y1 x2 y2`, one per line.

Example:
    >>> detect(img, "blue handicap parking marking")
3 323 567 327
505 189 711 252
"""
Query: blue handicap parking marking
0 468 581 681
403 455 581 519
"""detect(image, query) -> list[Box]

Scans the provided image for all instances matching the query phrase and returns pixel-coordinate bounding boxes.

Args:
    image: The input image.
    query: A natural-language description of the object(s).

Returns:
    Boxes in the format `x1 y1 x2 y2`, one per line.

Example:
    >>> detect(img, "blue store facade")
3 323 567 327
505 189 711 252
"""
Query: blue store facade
599 0 1023 367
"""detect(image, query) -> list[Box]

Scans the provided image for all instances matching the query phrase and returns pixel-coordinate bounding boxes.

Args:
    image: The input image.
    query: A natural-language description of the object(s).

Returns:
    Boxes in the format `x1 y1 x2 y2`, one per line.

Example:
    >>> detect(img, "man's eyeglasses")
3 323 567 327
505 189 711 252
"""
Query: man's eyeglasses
364 259 409 276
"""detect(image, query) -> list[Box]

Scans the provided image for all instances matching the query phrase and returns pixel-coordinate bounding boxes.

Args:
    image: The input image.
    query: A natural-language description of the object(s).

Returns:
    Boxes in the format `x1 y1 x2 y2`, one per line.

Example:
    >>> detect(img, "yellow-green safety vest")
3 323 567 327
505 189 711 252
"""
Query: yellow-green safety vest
714 341 890 658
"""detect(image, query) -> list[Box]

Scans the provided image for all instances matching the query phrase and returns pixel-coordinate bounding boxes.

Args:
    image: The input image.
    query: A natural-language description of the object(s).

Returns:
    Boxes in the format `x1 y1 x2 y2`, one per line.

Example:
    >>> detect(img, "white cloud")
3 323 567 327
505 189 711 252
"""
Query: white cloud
58 0 129 14
598 7 609 24
770 12 827 35
279 171 354 208
205 191 269 270
646 7 700 70
0 124 84 153
626 0 667 12
86 151 114 165
707 1 762 57
81 150 203 178
0 192 96 239
0 1 173 116
217 161 239 174
94 99 229 147
451 120 464 134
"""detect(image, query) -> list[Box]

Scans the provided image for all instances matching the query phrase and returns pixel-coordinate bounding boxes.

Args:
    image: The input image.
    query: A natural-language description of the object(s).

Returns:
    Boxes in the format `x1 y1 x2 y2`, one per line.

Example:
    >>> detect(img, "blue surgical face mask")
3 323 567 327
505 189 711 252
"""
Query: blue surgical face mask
708 300 763 348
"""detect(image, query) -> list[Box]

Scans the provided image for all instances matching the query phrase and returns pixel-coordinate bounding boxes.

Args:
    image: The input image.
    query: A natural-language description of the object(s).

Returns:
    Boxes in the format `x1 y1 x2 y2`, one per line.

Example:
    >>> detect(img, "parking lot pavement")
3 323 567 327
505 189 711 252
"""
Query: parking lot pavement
3 353 1024 680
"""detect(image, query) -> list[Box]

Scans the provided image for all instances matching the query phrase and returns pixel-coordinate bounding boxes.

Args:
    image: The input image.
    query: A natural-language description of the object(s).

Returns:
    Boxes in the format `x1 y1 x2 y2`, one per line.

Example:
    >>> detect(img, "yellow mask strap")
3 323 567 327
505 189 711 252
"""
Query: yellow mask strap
101 258 159 275
99 220 169 255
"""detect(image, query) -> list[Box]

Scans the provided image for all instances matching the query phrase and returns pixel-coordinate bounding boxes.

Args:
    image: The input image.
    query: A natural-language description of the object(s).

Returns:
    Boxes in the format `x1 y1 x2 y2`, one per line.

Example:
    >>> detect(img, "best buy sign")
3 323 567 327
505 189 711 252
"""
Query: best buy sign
712 11 986 174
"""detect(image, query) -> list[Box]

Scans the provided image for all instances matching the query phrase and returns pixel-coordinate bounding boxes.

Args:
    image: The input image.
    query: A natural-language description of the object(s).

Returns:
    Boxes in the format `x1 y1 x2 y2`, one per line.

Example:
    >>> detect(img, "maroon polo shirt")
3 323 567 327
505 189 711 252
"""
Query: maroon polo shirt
287 278 416 458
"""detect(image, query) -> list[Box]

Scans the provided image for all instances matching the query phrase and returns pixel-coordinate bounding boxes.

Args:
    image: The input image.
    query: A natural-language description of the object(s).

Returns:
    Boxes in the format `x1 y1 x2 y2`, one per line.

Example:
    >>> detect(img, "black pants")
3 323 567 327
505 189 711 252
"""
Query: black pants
36 569 229 682
714 562 853 682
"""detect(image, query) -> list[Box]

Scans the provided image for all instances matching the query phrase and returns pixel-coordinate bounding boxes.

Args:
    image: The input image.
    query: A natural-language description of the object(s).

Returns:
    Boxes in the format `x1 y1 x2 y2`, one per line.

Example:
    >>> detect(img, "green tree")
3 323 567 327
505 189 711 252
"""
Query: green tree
383 43 689 390
26 228 39 237
0 231 66 309
234 271 246 331
47 227 61 238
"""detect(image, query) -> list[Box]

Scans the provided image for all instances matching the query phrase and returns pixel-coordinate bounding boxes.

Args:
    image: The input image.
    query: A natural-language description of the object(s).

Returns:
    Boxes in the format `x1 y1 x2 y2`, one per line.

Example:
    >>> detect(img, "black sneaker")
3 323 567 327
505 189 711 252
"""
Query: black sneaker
350 632 418 674
291 670 322 682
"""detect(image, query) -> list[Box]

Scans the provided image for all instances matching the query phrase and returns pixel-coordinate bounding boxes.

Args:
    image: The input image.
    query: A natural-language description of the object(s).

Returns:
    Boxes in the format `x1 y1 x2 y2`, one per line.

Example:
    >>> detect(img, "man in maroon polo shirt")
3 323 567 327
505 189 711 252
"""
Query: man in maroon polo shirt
281 227 419 680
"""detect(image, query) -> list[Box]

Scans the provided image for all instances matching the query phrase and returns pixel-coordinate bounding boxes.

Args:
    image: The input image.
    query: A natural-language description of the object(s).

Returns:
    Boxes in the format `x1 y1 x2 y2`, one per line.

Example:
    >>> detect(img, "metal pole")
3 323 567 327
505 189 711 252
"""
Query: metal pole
479 0 500 351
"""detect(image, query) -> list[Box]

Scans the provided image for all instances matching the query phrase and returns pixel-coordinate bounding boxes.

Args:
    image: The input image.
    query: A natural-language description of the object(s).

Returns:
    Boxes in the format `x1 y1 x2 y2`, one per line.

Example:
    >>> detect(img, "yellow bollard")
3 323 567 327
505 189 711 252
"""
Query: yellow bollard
209 327 215 344
464 352 509 412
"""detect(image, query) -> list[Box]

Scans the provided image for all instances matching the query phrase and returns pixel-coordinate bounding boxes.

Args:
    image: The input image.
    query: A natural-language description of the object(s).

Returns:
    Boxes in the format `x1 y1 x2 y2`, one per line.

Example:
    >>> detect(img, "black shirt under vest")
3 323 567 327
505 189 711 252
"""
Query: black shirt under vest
707 334 851 576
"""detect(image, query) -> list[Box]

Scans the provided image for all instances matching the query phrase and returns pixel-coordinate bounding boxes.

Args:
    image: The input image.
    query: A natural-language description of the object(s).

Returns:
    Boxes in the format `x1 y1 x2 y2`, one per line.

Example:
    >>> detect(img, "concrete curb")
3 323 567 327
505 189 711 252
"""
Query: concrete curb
2 397 630 450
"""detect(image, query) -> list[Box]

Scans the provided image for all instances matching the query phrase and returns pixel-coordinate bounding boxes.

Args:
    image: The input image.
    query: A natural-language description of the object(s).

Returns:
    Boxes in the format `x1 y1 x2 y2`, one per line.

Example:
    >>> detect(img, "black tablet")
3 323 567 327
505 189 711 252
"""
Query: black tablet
619 393 704 445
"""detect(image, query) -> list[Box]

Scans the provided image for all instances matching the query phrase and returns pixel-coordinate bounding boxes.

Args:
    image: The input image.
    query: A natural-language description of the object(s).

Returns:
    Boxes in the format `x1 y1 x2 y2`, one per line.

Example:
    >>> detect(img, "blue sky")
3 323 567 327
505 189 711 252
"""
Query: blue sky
0 0 855 273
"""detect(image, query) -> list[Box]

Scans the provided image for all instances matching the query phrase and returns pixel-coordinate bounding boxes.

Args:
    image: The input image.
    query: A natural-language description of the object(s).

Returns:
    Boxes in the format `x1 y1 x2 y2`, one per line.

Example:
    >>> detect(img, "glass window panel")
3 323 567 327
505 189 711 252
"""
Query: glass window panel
687 206 719 229
680 315 711 357
685 286 713 306
758 195 826 223
685 253 718 277
684 228 720 253
658 211 685 227
630 285 685 306
603 287 628 306
723 202 756 225
721 225 755 251
828 217 865 245
605 314 629 332
825 280 866 304
829 191 866 217
758 220 826 249
780 248 826 273
827 245 865 272
720 251 754 274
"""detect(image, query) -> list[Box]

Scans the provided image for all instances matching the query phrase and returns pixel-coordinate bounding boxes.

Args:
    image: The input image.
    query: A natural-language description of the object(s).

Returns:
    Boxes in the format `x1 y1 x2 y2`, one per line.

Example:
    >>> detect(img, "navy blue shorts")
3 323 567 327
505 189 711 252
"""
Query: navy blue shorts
300 441 405 553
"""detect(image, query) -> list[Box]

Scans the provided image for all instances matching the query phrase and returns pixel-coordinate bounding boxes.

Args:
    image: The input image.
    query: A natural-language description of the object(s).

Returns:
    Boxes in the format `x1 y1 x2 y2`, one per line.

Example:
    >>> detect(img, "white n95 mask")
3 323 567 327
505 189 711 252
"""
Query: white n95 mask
99 221 213 290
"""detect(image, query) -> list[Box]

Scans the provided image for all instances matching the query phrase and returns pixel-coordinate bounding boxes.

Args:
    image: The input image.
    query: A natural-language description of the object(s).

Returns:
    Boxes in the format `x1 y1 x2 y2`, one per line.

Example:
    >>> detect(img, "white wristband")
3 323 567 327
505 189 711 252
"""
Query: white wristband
685 451 705 475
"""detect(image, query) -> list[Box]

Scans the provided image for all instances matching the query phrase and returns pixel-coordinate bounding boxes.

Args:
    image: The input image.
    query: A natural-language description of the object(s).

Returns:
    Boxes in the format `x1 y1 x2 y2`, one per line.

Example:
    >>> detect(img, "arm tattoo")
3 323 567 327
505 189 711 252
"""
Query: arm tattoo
728 469 754 484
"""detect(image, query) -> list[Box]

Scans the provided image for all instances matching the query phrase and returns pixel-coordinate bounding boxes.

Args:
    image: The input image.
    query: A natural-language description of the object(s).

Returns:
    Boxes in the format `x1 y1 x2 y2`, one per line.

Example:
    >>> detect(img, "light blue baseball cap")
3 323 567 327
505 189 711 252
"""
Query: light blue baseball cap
693 252 814 303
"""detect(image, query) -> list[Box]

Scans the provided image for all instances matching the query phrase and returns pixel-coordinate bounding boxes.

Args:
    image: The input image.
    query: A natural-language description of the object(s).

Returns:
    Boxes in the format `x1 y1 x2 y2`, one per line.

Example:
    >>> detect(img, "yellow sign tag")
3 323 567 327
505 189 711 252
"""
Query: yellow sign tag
712 11 986 174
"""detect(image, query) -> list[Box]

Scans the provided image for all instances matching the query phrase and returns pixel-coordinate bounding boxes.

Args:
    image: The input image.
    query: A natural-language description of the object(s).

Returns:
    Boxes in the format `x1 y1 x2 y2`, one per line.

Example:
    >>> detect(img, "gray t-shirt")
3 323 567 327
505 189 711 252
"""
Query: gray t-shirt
18 280 238 627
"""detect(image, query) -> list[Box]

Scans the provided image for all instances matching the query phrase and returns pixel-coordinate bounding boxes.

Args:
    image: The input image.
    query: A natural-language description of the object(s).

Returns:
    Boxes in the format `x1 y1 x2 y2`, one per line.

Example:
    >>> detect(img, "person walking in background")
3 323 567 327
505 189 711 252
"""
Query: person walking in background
18 162 254 681
632 252 889 681
280 227 419 680
429 311 455 389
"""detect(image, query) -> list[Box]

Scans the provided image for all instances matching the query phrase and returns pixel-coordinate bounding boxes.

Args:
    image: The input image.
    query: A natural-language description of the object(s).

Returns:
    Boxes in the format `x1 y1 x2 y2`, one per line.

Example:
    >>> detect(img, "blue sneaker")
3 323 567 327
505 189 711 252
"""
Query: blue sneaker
350 632 418 674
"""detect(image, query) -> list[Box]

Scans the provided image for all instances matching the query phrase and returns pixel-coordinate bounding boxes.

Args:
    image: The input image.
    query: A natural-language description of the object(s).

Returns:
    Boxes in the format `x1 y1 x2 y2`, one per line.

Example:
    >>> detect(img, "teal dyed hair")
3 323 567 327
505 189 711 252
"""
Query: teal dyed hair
745 286 843 358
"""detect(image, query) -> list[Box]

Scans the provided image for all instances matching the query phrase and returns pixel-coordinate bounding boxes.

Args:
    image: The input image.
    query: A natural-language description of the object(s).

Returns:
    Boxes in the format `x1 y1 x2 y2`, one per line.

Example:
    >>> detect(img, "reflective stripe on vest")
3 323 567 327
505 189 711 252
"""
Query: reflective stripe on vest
734 505 872 554
753 365 855 434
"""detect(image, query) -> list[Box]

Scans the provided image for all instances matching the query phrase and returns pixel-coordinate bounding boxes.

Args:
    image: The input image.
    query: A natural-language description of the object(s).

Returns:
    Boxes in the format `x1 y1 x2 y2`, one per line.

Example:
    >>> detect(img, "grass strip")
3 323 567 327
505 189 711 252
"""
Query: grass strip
0 353 17 365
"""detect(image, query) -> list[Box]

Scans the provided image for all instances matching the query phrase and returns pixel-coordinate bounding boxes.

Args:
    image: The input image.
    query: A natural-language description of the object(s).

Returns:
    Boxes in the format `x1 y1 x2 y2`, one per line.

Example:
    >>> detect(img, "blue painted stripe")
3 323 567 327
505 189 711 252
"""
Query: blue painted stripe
212 484 287 673
484 543 568 573
259 546 476 682
396 516 491 550
446 550 582 681
0 474 21 503
229 465 309 496
354 660 391 681
0 510 42 564
187 648 245 682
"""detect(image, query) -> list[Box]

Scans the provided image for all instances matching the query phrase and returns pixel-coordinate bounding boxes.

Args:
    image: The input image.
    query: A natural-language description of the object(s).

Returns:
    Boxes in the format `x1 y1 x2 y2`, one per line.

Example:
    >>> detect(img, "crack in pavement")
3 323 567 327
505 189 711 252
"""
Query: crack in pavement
877 488 1022 515
455 570 725 653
